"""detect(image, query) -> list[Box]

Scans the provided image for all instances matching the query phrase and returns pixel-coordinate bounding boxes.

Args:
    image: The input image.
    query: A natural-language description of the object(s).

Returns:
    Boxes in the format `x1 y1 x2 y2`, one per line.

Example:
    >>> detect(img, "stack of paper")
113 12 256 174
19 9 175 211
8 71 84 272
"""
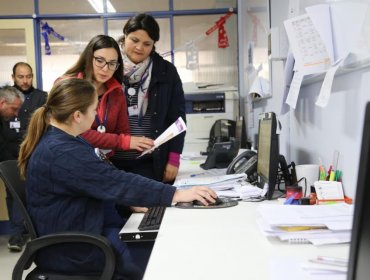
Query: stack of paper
174 173 264 198
257 204 354 245
301 256 348 279
173 173 247 191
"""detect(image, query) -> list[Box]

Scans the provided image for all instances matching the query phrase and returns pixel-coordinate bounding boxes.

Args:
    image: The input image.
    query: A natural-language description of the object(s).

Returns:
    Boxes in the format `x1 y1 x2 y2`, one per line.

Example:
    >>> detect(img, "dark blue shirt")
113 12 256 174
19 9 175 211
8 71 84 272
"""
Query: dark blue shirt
26 126 176 276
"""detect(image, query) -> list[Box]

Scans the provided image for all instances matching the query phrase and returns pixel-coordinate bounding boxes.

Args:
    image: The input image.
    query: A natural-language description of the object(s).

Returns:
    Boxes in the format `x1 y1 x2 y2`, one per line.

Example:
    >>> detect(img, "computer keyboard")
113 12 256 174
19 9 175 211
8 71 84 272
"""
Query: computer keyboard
138 206 166 231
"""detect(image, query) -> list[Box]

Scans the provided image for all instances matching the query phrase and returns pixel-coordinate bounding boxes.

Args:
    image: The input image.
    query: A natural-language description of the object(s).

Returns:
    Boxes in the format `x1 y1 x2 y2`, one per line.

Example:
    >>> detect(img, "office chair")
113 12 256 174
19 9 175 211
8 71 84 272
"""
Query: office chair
204 119 236 154
0 160 116 280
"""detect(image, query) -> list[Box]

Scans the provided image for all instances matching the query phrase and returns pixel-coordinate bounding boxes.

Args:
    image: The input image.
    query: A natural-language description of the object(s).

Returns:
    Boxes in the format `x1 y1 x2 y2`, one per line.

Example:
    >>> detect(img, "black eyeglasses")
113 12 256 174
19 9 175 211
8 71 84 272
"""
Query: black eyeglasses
93 56 120 71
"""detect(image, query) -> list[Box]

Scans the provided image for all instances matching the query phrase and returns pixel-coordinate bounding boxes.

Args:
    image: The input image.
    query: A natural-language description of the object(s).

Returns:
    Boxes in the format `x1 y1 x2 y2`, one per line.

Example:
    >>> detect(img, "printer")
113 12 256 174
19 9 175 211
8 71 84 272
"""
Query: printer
182 83 239 153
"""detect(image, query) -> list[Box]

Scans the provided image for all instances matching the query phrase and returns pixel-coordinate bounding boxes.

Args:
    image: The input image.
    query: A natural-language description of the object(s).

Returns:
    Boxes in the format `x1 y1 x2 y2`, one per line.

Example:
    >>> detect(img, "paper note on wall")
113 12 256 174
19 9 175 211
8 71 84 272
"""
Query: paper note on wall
285 71 303 109
284 13 331 75
315 61 342 108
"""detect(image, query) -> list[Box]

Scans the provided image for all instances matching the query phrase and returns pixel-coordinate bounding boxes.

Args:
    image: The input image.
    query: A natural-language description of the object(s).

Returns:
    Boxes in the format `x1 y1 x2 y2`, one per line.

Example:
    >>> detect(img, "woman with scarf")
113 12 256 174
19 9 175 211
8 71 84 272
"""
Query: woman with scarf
111 14 186 184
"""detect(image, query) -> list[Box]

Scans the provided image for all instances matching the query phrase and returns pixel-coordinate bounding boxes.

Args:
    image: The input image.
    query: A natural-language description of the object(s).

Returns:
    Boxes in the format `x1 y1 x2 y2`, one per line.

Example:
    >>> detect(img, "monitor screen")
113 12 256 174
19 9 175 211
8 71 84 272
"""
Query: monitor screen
256 112 279 200
347 102 370 280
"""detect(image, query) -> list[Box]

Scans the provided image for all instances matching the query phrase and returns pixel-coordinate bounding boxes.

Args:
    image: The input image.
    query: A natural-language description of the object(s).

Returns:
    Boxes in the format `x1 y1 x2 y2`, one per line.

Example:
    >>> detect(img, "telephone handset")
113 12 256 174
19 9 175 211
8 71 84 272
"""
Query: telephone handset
226 150 258 183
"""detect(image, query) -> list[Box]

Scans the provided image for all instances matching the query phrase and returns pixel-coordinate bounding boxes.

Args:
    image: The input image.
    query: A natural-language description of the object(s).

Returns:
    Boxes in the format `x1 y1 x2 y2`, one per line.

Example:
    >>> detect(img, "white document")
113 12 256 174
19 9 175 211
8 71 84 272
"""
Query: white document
174 173 246 188
315 61 342 108
285 3 368 74
281 50 295 114
326 2 367 63
305 4 334 64
217 182 263 199
257 204 353 230
314 181 345 201
285 71 303 109
284 13 331 75
138 117 186 158
257 204 353 246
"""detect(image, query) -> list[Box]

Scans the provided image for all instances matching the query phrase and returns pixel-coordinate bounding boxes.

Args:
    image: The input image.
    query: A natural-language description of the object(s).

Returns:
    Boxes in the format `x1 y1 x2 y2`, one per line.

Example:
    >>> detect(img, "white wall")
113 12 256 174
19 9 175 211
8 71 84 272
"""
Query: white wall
290 68 370 198
248 0 370 198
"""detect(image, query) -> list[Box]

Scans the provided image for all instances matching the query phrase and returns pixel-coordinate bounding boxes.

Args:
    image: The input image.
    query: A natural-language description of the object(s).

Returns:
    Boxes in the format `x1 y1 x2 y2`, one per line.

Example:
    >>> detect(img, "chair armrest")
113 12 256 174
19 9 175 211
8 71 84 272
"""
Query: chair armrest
13 232 115 280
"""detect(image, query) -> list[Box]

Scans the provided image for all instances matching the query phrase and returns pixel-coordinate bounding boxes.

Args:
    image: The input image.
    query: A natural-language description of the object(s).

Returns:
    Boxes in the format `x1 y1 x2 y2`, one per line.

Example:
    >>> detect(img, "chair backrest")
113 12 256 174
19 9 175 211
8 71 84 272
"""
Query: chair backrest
206 119 236 153
0 160 37 239
0 161 116 280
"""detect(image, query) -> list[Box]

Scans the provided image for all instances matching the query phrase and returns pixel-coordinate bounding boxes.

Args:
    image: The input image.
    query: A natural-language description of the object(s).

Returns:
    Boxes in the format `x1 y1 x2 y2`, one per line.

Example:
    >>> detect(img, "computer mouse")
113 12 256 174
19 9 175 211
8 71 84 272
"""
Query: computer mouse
175 201 194 208
193 197 223 206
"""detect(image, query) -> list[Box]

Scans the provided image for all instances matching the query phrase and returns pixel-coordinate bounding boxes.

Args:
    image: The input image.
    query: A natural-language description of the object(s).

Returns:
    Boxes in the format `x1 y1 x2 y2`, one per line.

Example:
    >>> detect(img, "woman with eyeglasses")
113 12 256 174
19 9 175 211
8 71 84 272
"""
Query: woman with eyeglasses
59 34 154 156
112 14 186 185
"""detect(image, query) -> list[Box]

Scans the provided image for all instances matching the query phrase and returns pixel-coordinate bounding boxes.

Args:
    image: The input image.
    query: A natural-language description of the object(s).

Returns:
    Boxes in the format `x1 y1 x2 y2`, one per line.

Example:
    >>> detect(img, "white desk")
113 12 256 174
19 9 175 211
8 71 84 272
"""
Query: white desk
142 158 349 280
143 202 349 280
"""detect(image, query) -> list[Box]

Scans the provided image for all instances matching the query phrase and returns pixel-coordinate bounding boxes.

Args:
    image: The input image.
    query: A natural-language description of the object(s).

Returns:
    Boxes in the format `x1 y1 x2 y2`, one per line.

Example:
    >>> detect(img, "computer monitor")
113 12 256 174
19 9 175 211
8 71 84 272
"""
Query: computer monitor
256 112 279 200
347 102 370 280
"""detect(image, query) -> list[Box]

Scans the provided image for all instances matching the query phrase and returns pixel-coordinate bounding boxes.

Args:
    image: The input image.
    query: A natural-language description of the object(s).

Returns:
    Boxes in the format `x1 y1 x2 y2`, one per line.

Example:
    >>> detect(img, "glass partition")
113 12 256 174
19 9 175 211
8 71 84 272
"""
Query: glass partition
107 18 171 57
41 19 104 91
111 0 169 12
0 0 33 15
174 0 236 10
173 14 238 86
0 20 35 87
245 0 271 99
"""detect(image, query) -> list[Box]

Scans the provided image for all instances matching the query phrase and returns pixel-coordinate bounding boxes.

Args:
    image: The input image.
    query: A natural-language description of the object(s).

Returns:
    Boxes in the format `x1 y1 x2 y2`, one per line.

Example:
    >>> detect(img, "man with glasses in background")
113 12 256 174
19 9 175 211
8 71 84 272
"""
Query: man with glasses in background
1 62 47 252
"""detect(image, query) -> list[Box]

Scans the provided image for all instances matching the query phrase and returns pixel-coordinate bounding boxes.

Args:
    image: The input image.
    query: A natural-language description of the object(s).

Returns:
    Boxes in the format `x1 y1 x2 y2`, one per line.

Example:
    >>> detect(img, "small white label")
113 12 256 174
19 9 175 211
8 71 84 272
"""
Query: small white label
128 105 139 116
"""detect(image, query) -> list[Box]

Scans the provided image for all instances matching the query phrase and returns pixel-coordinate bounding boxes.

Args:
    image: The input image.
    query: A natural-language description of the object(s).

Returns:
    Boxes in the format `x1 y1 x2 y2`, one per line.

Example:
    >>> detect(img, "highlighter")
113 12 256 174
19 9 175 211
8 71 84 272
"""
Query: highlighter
329 170 336 181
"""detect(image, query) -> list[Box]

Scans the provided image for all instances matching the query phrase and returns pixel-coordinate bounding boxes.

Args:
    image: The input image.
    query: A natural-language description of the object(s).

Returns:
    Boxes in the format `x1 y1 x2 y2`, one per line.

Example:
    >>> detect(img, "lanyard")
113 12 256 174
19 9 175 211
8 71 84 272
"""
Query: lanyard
124 59 152 97
95 95 109 128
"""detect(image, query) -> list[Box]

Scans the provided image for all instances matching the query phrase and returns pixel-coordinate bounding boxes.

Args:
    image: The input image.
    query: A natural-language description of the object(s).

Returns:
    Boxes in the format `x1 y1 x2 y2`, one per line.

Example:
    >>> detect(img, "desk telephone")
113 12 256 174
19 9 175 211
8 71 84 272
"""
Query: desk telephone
226 151 296 186
226 150 258 183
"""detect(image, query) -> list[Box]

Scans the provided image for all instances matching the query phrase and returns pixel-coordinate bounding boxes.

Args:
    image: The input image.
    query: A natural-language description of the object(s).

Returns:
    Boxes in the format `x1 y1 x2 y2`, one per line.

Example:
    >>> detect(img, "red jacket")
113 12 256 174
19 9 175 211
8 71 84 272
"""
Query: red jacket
81 77 130 151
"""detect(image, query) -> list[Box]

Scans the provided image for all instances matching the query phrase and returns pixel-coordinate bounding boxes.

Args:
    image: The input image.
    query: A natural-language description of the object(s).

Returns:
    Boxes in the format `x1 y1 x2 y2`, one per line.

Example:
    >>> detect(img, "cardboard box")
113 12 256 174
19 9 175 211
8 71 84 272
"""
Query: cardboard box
0 179 9 221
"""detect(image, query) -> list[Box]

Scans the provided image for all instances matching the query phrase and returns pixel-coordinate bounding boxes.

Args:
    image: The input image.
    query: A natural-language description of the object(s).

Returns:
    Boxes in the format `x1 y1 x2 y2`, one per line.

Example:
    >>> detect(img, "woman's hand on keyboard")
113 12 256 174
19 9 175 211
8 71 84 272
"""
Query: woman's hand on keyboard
172 186 217 206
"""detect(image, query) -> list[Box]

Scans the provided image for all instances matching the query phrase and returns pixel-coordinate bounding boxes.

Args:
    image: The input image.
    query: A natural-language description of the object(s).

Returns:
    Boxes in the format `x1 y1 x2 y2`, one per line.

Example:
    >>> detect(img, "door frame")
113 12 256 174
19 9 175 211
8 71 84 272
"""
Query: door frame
0 19 37 83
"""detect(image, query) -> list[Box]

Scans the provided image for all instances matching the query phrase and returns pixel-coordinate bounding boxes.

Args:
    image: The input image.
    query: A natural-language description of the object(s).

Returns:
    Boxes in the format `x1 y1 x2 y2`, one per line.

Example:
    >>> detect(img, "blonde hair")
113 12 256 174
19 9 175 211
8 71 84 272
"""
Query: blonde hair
18 78 96 179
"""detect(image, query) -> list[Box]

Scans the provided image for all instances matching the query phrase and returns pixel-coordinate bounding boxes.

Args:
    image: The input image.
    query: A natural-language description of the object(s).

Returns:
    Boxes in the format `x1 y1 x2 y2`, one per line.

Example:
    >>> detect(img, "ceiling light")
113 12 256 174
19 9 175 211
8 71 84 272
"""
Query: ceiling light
87 0 116 13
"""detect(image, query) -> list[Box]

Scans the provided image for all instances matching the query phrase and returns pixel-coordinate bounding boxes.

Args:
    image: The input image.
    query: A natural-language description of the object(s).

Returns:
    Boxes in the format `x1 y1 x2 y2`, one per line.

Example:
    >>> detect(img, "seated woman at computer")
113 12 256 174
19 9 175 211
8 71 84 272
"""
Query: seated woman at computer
18 78 217 280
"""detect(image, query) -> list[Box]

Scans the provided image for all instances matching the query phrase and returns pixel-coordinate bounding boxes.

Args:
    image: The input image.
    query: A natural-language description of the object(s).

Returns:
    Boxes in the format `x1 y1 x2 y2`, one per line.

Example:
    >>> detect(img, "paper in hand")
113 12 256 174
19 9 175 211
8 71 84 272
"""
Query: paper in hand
138 117 187 158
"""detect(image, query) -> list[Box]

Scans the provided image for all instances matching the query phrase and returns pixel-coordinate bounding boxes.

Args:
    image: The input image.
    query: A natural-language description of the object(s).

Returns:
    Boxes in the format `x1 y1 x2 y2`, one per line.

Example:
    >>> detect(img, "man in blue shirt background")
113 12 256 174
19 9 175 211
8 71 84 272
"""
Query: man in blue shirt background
1 62 47 252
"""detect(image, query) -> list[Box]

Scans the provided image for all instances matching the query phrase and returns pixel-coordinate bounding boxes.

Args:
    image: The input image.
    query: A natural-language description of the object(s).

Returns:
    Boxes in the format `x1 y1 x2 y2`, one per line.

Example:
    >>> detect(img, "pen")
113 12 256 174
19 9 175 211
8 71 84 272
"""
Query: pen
319 165 326 180
190 172 205 177
326 165 332 181
334 170 341 181
284 192 298 205
310 256 348 267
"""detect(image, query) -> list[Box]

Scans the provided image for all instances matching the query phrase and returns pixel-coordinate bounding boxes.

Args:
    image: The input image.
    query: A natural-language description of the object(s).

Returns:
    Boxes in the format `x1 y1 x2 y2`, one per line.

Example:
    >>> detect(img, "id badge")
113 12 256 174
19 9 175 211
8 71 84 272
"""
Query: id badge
128 105 139 116
9 121 21 129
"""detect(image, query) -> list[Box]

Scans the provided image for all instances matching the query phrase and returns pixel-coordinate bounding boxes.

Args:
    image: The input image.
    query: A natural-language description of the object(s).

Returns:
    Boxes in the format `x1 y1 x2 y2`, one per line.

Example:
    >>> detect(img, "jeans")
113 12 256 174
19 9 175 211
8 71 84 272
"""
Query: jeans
5 188 26 236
